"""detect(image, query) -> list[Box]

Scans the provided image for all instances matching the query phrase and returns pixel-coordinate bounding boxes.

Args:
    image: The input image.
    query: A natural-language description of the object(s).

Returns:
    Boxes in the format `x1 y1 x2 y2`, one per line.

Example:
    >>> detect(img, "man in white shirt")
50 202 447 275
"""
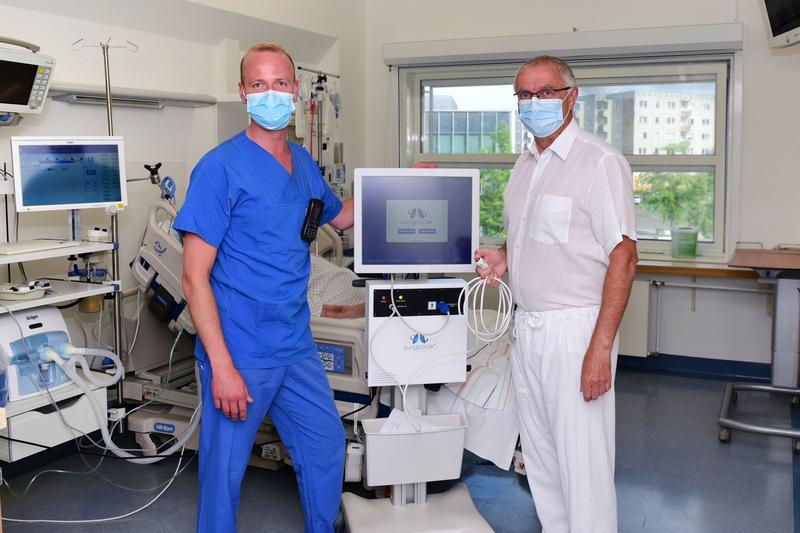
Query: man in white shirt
476 55 638 533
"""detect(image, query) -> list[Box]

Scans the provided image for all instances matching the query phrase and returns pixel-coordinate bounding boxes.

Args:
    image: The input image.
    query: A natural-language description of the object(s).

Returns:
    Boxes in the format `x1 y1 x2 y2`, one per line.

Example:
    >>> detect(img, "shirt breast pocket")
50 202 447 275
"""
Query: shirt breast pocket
530 194 573 245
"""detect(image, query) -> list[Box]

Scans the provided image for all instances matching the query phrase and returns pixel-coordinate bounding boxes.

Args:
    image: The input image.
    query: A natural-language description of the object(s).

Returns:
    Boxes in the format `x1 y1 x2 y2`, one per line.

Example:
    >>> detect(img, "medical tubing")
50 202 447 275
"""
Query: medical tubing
3 403 197 501
64 329 186 455
366 308 424 431
389 275 451 337
56 359 200 464
0 303 194 466
66 347 124 387
128 289 143 355
2 445 187 524
68 354 118 388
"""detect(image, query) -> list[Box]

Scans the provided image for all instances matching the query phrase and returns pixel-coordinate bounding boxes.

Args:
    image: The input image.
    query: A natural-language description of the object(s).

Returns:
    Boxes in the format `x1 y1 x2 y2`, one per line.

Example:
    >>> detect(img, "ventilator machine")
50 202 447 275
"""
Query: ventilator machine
341 168 512 533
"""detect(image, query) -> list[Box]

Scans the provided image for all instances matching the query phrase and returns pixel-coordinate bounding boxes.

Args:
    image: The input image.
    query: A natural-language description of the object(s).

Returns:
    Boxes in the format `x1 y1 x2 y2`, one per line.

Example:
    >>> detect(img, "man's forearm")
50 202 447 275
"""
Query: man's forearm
329 198 354 231
184 275 234 369
590 239 638 351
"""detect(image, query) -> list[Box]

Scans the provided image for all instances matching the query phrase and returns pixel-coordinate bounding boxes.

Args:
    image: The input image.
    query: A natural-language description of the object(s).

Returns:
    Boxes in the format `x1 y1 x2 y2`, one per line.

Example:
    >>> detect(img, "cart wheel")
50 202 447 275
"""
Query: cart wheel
719 428 731 443
791 395 800 407
793 439 800 455
730 391 738 405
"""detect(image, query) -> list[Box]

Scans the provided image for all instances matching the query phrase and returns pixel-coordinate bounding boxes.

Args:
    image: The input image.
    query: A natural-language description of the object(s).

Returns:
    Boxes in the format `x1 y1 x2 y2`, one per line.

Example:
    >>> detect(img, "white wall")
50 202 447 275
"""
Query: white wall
736 0 800 247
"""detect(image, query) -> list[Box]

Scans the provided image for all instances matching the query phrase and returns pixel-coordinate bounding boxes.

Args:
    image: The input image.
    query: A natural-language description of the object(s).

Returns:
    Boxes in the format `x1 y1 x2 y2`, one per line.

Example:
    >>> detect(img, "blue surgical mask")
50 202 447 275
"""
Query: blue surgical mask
246 90 295 131
518 96 570 138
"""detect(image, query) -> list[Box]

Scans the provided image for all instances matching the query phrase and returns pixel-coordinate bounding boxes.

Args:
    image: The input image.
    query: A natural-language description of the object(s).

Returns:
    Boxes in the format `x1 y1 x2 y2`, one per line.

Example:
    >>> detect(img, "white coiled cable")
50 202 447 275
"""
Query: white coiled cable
460 275 514 343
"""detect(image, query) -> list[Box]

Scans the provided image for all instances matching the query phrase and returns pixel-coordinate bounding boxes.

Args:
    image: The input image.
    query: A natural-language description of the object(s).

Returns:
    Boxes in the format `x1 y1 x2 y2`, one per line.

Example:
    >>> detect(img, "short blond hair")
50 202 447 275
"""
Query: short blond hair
240 43 296 84
517 55 576 88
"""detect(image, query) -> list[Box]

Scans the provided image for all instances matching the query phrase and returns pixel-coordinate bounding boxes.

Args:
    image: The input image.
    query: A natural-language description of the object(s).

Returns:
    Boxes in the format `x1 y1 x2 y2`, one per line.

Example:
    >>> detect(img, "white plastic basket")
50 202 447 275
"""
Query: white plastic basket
361 413 467 486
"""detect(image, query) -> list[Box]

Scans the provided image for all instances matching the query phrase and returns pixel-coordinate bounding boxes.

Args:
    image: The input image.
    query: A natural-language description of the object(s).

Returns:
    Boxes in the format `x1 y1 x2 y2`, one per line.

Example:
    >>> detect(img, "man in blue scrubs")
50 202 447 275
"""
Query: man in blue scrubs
174 42 354 533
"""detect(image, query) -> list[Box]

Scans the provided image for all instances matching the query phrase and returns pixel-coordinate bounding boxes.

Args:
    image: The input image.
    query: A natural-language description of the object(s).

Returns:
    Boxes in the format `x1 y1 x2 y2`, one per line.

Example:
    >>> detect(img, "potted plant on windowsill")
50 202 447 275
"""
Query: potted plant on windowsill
634 163 713 258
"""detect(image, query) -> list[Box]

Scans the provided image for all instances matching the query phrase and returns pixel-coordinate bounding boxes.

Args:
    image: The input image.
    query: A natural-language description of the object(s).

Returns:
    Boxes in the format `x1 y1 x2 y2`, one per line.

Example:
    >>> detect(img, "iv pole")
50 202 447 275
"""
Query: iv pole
73 37 138 431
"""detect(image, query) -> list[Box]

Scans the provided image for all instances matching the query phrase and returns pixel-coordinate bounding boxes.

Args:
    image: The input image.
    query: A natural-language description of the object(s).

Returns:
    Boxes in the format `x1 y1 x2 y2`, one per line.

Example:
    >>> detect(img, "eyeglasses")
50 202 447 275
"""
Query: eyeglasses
513 86 572 100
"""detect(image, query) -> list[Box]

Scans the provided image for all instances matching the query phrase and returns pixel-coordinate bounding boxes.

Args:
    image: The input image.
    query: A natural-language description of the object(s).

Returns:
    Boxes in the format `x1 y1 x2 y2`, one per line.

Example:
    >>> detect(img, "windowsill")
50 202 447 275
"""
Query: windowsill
636 255 757 279
635 251 729 265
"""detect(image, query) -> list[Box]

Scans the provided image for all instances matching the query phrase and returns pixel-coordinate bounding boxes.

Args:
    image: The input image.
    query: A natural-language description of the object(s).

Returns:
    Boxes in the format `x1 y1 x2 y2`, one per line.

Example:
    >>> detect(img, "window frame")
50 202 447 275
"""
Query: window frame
398 55 734 258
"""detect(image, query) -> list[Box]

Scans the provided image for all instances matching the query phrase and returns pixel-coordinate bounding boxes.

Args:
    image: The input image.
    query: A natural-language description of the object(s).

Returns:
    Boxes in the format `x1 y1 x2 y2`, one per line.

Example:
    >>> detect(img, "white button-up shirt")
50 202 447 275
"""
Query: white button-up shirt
504 120 636 312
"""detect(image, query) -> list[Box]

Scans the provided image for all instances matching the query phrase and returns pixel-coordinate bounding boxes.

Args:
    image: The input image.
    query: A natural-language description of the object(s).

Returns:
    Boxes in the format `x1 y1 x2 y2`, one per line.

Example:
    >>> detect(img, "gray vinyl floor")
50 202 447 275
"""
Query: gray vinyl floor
1 371 794 533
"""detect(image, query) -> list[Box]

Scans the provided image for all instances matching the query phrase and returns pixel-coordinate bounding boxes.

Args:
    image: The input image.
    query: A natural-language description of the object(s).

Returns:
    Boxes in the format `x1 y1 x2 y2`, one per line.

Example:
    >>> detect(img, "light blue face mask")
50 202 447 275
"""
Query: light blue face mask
518 95 571 138
246 90 295 131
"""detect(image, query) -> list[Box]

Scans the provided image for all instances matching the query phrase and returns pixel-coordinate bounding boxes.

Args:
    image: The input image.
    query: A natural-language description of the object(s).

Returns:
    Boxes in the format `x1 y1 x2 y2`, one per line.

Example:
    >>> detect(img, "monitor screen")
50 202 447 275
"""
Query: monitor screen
765 0 800 37
11 136 128 212
0 60 37 106
354 168 479 274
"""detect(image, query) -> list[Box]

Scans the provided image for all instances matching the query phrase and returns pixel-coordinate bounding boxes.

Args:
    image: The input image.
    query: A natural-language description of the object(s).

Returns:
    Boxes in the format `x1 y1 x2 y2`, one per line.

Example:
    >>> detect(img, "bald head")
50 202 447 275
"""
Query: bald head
516 55 576 89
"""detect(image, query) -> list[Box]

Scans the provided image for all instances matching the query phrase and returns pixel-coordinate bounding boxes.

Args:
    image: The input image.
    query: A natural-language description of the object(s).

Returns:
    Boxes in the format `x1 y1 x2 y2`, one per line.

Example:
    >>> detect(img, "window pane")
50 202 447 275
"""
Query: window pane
440 112 453 132
482 112 496 131
453 134 466 153
422 83 522 154
454 112 467 133
633 170 715 242
468 134 481 152
438 134 452 153
480 167 511 239
468 112 482 133
423 112 437 153
578 81 716 156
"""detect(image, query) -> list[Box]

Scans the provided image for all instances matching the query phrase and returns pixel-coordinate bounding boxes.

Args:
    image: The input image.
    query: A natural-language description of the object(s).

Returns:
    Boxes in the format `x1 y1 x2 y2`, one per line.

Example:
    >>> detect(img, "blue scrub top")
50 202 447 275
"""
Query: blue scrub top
174 131 342 369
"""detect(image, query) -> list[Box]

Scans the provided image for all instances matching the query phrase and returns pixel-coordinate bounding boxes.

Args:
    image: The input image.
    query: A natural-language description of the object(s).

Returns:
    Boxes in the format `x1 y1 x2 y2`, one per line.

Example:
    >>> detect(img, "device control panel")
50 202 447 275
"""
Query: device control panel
371 286 462 318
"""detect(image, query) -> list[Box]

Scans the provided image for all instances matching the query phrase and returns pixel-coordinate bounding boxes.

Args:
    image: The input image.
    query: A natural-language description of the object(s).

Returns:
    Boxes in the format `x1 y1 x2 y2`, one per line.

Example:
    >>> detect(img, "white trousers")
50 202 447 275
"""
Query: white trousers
512 306 618 533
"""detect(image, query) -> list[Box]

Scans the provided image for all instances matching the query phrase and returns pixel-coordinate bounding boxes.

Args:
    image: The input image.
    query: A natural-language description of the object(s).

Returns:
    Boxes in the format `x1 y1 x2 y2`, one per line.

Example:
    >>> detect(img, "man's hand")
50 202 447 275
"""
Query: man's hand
474 247 508 288
211 362 254 421
580 344 612 402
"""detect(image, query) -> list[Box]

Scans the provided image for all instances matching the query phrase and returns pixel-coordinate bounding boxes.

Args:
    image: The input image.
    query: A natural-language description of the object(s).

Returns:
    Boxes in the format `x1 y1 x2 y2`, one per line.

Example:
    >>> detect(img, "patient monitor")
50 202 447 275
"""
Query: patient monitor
10 136 128 212
0 40 55 125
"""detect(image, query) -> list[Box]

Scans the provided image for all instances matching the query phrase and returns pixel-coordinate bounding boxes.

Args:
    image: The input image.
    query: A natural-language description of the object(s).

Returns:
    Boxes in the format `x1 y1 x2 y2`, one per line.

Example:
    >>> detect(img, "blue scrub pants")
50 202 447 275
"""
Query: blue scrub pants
196 355 346 533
